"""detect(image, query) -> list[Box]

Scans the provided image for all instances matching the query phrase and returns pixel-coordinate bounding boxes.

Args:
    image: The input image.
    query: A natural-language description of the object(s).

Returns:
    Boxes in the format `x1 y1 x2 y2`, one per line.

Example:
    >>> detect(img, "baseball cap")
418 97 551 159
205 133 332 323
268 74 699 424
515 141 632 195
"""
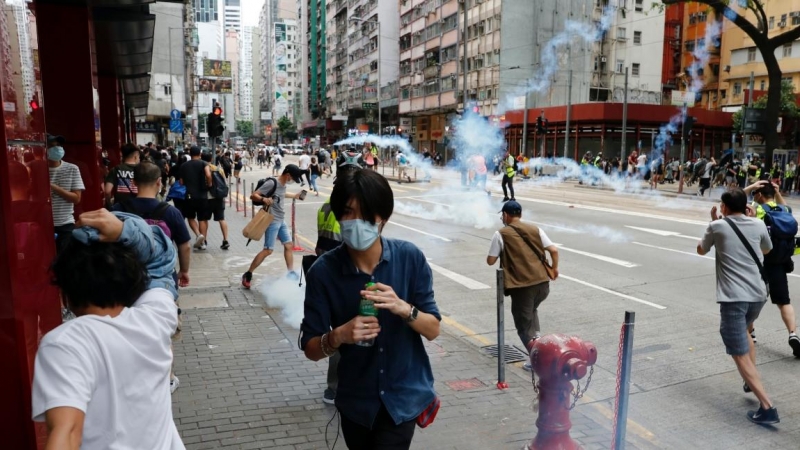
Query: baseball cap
47 134 66 145
282 164 305 183
499 200 522 215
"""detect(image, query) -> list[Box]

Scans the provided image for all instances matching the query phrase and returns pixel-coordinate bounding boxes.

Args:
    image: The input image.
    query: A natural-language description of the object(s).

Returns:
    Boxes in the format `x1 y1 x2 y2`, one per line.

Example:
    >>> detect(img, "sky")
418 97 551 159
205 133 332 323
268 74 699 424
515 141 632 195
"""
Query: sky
241 0 266 27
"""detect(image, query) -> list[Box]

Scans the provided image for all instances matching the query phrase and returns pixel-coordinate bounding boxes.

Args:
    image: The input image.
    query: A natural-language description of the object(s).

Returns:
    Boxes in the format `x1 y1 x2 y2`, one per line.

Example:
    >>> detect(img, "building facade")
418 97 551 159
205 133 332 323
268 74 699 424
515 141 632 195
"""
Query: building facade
239 26 253 122
194 0 219 22
258 0 296 141
225 30 239 133
224 0 242 32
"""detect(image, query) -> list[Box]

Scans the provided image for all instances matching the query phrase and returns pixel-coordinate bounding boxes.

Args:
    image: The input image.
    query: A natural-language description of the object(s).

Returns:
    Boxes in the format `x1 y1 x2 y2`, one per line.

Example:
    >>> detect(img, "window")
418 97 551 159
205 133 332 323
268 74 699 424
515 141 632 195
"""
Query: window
747 47 756 62
441 75 456 91
617 27 626 40
631 63 640 76
733 82 742 96
163 85 171 96
634 0 643 12
442 14 457 32
441 44 457 62
769 16 775 29
633 31 642 45
784 43 792 57
615 59 624 74
793 15 800 26
760 80 765 91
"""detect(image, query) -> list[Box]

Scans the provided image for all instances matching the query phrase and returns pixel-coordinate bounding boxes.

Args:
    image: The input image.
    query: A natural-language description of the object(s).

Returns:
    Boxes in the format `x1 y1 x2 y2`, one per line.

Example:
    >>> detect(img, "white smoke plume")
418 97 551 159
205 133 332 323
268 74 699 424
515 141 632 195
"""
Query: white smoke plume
259 276 305 329
394 188 500 230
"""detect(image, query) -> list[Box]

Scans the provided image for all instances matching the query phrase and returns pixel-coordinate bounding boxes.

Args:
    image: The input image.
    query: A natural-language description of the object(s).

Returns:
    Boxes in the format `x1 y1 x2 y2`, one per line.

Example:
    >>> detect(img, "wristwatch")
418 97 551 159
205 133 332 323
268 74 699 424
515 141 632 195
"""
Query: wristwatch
405 305 419 323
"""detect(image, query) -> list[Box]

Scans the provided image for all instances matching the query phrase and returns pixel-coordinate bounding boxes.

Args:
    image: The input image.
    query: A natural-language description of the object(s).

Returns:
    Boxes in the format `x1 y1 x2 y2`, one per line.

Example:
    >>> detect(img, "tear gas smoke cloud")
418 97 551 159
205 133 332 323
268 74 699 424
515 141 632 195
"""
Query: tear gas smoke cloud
532 221 630 243
394 189 499 230
450 108 507 160
260 276 305 329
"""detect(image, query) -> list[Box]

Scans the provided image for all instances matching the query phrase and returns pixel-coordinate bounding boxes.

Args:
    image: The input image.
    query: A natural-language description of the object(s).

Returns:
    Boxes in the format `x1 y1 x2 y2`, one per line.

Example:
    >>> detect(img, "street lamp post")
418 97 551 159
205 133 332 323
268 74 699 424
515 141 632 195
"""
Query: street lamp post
350 17 381 136
169 27 196 144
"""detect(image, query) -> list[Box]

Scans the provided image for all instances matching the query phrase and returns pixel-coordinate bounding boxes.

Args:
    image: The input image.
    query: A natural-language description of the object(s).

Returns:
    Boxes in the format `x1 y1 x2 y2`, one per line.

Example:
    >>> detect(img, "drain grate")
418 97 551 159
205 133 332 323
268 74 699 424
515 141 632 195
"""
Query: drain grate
481 344 529 363
445 378 486 391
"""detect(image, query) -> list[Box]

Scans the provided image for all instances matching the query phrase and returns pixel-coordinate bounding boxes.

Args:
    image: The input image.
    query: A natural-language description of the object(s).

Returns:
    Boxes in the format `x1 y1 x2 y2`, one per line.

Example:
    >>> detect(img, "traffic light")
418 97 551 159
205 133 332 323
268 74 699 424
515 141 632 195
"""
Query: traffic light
29 96 44 131
207 106 225 138
683 116 696 140
536 116 544 134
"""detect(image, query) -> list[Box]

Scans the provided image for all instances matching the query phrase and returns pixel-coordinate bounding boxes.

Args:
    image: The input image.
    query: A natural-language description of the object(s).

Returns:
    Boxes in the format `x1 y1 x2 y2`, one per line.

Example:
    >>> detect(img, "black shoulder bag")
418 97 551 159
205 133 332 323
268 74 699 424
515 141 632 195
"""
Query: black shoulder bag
723 217 769 295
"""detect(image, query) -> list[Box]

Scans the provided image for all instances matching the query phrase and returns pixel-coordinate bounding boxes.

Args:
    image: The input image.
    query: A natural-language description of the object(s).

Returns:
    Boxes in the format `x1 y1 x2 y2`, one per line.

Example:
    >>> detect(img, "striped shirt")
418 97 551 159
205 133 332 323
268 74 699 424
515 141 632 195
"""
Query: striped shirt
49 161 85 226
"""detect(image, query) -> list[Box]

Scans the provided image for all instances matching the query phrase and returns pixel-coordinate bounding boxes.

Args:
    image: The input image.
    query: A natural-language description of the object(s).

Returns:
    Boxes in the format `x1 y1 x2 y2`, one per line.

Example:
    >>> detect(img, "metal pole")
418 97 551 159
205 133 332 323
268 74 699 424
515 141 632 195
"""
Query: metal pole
377 21 382 136
621 67 628 163
522 96 529 157
743 71 755 156
243 179 247 218
564 69 573 159
678 103 687 194
496 268 508 389
613 311 636 450
461 1 468 107
251 182 255 217
169 29 174 112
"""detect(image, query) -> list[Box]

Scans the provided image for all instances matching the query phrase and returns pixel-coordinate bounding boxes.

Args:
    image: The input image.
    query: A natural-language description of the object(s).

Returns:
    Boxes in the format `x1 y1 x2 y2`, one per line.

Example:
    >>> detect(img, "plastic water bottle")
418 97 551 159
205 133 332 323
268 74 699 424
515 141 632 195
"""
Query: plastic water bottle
356 282 377 347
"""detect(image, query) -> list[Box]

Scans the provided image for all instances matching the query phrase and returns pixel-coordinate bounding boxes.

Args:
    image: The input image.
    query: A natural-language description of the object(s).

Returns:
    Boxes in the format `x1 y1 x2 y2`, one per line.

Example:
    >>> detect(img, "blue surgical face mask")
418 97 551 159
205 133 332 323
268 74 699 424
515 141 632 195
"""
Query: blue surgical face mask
340 219 381 251
47 146 65 161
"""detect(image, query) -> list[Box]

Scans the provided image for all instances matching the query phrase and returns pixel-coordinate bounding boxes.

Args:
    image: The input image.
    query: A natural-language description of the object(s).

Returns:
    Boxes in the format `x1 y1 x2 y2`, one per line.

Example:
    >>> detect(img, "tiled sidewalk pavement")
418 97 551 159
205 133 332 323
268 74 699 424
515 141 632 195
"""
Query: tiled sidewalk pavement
171 286 654 450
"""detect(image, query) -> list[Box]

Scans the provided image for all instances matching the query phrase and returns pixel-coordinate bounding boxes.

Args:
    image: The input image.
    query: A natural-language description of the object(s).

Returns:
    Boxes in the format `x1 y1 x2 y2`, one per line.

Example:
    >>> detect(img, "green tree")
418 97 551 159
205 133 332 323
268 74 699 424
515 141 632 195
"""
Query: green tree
662 0 800 169
732 79 799 131
235 120 253 137
276 116 295 143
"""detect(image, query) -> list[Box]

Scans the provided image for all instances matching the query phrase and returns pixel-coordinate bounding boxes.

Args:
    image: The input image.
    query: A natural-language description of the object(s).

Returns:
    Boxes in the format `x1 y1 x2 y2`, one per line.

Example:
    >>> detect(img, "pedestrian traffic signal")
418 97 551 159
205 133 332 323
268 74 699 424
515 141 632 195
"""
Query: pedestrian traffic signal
29 97 44 130
207 107 225 138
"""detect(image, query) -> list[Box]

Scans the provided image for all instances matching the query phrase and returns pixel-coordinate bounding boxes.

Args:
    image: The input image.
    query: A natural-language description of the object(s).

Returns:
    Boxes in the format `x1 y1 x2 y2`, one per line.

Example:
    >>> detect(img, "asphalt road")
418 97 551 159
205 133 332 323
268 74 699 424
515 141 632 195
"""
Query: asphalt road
244 159 800 449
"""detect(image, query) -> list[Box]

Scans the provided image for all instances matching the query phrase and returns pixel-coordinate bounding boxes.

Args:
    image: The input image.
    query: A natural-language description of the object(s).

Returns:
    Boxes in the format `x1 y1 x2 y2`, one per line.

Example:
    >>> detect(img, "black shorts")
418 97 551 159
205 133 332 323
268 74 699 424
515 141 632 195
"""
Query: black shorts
209 197 225 221
765 264 791 305
182 198 212 221
699 178 711 189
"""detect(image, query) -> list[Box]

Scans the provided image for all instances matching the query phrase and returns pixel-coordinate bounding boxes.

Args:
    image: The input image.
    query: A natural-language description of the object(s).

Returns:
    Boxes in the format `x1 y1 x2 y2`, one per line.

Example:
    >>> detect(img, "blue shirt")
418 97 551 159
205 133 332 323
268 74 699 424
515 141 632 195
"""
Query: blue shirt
112 198 192 246
300 237 441 428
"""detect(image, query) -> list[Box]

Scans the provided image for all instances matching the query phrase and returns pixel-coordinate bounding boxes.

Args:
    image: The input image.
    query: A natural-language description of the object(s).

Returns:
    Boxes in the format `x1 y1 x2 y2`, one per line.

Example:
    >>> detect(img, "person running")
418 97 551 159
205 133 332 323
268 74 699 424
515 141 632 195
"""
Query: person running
201 152 231 250
178 146 212 251
309 156 321 196
300 169 441 448
697 189 778 425
241 165 307 289
33 209 185 449
103 143 140 206
272 150 283 176
699 157 716 197
298 150 312 186
501 151 516 202
233 154 243 184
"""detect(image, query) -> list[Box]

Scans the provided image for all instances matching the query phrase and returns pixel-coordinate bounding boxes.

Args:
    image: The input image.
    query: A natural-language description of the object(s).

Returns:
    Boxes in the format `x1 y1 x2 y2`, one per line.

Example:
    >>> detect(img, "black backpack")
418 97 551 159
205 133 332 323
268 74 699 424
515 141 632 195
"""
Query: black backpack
252 177 278 206
209 168 229 199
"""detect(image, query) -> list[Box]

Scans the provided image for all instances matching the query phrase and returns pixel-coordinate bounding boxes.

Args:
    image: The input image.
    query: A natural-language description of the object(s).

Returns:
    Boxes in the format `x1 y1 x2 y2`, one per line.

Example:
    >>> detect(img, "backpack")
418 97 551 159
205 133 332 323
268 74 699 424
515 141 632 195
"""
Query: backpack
118 201 172 239
399 154 408 165
252 177 278 206
693 158 707 178
761 203 798 264
166 181 186 200
209 168 229 198
512 158 519 171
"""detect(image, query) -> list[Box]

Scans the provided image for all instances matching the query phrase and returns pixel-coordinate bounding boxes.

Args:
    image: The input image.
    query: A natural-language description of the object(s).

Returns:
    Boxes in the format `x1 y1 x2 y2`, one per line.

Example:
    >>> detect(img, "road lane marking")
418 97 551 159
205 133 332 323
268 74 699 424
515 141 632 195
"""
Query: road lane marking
554 244 639 268
633 241 714 260
560 274 667 310
626 226 698 240
428 263 491 290
513 195 707 226
388 221 452 242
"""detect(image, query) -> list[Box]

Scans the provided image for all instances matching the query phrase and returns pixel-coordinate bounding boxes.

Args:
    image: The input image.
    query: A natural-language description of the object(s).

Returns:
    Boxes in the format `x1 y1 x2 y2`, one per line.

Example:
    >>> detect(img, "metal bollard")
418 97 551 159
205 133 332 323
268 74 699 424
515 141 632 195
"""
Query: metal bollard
250 182 255 217
228 179 232 207
243 179 247 217
612 311 636 450
291 198 302 251
496 269 508 390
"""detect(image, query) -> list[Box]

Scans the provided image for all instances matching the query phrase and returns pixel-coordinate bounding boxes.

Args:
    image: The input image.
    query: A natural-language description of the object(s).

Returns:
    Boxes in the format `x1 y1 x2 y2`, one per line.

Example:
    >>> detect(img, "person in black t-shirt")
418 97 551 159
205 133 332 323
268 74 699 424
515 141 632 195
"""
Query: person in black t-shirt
178 146 212 250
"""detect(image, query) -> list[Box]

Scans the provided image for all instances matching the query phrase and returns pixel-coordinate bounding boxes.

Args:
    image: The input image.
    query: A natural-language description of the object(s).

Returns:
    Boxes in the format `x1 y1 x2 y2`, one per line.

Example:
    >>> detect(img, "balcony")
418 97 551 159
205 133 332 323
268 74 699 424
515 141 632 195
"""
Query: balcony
423 65 440 80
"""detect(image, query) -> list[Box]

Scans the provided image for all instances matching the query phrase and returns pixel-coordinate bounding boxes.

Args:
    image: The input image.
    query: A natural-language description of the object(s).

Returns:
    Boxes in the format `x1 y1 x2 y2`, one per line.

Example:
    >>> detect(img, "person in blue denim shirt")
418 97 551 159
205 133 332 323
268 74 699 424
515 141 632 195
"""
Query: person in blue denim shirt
32 210 184 449
300 169 441 449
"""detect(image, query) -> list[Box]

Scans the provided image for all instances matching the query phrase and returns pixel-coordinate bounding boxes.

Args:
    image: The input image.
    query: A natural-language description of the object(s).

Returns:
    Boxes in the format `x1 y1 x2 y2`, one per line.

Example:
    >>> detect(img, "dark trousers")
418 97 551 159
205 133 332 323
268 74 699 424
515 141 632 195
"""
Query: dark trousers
508 282 550 348
502 174 515 199
327 351 340 391
54 223 75 253
340 405 416 450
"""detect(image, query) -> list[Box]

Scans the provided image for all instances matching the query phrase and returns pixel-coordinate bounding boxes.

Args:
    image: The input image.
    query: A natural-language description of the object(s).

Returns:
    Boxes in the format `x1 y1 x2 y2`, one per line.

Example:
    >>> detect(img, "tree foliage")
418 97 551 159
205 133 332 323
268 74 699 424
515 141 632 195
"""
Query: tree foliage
662 0 800 168
235 120 253 137
276 116 295 135
732 80 799 130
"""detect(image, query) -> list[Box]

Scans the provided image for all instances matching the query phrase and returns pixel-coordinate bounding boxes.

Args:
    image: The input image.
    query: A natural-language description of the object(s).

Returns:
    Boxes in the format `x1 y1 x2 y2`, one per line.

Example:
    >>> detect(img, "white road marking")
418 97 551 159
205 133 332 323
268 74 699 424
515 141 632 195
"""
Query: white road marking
626 226 698 240
560 274 667 310
513 195 708 226
388 221 452 242
554 244 640 268
428 262 491 290
632 241 714 260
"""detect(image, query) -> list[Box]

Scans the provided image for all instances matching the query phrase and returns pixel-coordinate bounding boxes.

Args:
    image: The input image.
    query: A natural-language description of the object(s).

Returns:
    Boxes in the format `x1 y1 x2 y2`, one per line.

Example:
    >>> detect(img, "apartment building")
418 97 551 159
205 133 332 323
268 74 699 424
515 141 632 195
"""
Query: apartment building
325 0 399 136
224 0 242 33
239 26 254 121
258 0 296 141
679 4 722 109
719 1 800 113
298 0 334 141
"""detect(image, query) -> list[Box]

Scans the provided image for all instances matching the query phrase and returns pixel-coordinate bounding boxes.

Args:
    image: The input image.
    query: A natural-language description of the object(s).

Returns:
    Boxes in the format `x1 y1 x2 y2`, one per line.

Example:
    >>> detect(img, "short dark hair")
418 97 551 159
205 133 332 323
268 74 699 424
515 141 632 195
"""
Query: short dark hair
755 182 776 198
201 152 212 163
51 238 149 311
721 188 747 214
134 161 161 185
121 143 139 158
189 145 201 156
330 169 394 224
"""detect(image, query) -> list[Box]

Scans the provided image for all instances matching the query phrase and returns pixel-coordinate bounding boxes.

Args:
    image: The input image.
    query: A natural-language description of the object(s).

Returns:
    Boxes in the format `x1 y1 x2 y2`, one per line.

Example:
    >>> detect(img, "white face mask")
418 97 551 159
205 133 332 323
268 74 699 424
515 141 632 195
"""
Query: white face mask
340 219 381 251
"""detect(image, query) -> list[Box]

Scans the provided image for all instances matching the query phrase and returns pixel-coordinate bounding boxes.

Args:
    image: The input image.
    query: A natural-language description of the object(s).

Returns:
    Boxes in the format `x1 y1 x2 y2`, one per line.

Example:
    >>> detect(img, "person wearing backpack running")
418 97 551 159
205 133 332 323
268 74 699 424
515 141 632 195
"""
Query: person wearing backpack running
201 152 231 250
745 180 800 357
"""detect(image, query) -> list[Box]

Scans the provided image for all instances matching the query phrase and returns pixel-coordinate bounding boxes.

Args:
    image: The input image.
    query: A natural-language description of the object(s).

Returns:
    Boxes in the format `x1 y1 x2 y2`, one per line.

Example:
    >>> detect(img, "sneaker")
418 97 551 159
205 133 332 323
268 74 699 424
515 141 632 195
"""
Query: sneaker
242 272 252 289
789 334 800 357
743 382 752 394
502 197 510 202
200 243 207 251
220 240 230 250
751 330 757 344
747 406 780 425
193 234 205 249
510 198 516 202
287 271 300 281
322 388 336 405
170 376 180 394
522 362 532 371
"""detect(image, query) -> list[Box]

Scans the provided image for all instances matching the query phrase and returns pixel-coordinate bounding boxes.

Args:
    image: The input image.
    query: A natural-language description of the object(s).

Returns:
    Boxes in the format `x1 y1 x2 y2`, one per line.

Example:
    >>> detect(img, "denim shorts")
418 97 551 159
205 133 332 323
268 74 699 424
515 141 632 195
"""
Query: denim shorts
719 301 765 356
264 219 291 250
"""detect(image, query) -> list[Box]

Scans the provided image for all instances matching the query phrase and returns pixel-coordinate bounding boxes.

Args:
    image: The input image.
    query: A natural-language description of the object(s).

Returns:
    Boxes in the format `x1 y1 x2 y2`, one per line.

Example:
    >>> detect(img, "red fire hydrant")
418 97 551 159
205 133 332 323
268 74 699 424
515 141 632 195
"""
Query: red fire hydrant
525 334 597 450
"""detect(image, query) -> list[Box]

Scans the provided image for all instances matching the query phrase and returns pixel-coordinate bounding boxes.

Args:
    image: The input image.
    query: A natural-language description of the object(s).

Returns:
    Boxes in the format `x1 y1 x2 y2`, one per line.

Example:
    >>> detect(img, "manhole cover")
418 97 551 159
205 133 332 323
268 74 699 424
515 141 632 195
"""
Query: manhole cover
481 344 529 363
445 378 486 391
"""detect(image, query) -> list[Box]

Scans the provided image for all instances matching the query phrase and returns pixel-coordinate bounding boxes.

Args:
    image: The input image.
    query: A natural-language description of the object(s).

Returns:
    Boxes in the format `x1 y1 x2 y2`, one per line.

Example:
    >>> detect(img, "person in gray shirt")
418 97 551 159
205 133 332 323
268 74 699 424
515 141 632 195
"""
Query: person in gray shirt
697 188 778 425
242 164 306 289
